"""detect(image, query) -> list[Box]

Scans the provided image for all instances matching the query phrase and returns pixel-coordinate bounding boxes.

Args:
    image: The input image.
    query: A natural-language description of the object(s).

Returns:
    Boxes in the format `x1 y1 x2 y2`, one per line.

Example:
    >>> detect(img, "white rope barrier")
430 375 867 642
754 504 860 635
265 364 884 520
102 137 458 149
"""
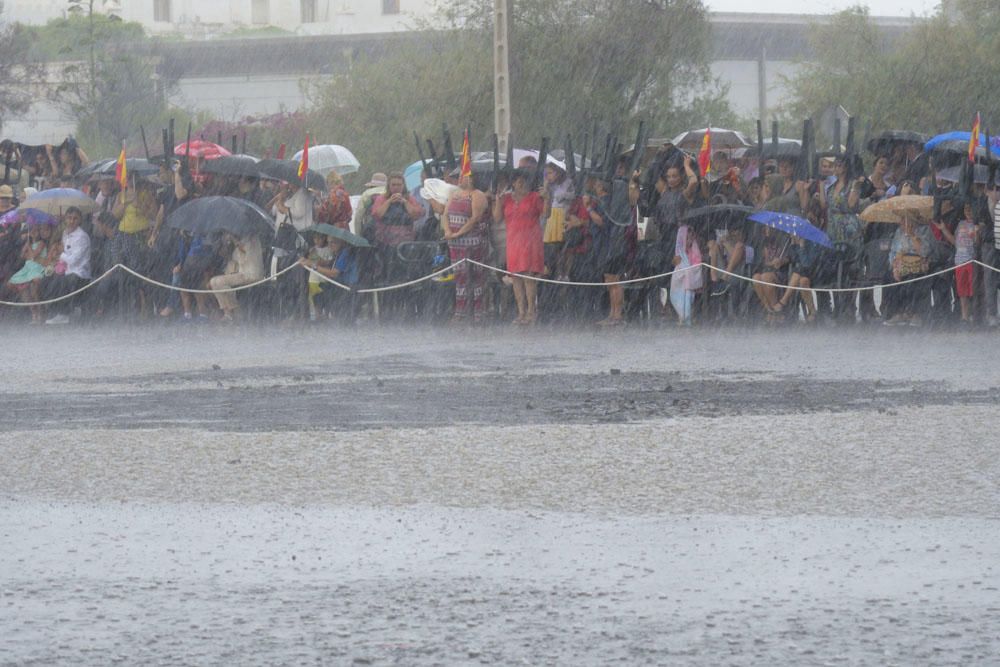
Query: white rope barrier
5 255 1000 309
0 265 119 307
464 259 699 287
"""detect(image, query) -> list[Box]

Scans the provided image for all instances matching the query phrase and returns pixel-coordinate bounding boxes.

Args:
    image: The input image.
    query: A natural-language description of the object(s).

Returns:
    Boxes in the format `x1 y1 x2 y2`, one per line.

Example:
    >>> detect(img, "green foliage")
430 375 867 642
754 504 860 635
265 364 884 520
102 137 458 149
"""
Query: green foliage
26 9 182 156
783 5 1000 137
308 0 734 178
22 15 144 62
0 22 43 131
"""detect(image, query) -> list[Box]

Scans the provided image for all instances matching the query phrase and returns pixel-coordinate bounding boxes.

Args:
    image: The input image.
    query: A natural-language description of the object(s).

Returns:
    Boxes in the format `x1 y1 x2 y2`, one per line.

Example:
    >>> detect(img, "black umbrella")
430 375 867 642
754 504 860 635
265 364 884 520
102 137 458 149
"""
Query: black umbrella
257 158 327 192
866 130 929 155
94 158 159 178
166 196 276 238
743 142 802 159
74 159 116 180
201 155 262 177
681 204 754 232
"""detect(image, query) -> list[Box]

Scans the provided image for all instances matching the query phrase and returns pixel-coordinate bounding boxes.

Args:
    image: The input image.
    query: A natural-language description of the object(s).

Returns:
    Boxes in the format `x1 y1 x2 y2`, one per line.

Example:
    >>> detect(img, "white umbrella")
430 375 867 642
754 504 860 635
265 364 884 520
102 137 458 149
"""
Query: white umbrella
671 127 753 151
291 144 360 177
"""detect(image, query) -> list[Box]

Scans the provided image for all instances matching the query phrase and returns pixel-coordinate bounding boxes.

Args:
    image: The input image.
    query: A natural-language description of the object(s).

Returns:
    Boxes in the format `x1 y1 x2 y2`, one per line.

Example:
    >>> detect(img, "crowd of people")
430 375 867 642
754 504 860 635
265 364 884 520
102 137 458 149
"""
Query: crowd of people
1 130 998 329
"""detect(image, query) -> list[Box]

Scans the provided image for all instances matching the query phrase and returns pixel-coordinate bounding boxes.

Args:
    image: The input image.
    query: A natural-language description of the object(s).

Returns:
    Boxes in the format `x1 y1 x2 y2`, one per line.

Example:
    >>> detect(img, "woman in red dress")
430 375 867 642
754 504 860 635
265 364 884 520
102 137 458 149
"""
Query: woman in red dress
492 168 550 324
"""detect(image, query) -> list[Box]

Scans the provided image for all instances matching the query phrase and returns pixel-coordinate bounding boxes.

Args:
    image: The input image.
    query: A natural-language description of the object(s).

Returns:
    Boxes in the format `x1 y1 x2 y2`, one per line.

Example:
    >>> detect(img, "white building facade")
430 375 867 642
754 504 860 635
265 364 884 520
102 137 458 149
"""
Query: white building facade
2 0 437 36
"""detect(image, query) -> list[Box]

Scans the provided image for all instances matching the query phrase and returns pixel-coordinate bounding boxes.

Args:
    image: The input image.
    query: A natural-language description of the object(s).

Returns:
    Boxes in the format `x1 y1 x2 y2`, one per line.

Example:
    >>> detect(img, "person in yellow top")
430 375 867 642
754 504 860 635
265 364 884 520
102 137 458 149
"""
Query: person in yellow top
109 179 158 315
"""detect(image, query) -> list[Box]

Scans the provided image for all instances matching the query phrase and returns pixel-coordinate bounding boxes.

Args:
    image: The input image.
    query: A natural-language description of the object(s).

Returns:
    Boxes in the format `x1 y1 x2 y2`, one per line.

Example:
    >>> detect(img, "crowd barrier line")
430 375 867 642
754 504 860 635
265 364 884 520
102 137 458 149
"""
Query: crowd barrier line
2 257 999 309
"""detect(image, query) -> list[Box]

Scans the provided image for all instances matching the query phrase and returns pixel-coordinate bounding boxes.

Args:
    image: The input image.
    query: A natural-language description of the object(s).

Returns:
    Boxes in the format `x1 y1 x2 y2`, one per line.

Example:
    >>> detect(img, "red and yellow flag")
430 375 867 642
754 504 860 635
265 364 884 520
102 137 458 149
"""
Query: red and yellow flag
968 113 981 163
460 128 472 179
115 143 127 191
298 134 309 183
698 127 712 176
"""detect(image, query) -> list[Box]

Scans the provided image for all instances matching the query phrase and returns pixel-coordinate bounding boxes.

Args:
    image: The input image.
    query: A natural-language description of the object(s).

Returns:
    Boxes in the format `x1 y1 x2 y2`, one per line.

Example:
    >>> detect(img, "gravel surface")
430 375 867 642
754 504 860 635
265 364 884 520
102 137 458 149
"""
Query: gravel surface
1 326 999 665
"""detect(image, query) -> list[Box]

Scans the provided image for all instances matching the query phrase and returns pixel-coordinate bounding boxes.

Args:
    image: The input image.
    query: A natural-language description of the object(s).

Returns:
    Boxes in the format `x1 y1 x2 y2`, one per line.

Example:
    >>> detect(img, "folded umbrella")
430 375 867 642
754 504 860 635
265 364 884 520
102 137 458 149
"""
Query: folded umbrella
21 188 98 215
303 223 370 247
166 196 276 238
748 210 833 248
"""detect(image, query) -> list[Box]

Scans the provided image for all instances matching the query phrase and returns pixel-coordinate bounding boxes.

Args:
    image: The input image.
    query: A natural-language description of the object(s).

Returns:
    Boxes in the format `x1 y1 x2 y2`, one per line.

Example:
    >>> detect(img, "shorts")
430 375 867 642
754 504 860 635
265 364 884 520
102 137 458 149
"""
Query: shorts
955 263 975 298
602 254 628 277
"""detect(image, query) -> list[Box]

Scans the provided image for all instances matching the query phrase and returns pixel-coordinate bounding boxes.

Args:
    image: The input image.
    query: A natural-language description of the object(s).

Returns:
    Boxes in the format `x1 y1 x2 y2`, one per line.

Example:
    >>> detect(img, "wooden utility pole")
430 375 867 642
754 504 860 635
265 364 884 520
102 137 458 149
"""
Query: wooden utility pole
494 0 512 153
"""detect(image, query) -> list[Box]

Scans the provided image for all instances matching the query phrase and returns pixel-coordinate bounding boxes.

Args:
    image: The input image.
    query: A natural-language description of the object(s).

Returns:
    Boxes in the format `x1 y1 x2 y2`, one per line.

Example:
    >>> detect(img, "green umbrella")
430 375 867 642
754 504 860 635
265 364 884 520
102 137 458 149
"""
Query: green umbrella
304 223 370 247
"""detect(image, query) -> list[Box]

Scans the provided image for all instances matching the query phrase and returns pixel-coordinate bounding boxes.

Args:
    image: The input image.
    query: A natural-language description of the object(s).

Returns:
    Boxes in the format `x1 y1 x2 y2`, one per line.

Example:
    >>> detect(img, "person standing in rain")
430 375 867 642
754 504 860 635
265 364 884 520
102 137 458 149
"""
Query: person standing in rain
443 169 489 324
315 171 352 230
493 168 549 325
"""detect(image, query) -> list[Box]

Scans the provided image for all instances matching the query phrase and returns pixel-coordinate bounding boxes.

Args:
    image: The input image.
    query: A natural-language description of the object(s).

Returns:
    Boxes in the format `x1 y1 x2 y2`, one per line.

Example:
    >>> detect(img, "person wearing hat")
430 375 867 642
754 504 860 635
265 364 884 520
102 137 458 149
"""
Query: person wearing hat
0 184 15 215
351 172 388 237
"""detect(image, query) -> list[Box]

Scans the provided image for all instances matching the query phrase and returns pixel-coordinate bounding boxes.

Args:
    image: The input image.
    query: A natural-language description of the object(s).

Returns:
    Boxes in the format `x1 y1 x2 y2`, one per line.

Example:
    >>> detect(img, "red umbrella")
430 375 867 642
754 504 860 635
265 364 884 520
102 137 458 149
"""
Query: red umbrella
173 140 232 160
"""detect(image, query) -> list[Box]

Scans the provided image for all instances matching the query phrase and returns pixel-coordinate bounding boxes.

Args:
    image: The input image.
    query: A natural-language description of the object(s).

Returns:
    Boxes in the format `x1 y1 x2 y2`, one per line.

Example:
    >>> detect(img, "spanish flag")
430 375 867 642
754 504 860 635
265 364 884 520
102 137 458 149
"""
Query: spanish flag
115 142 127 191
460 127 472 179
298 134 309 184
698 127 712 177
969 112 981 163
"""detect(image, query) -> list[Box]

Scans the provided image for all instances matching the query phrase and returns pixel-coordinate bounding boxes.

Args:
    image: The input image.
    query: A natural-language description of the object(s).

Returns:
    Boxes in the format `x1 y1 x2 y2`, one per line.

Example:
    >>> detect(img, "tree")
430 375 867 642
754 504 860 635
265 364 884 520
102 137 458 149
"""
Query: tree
307 0 736 179
27 3 179 156
0 3 45 135
782 4 1000 138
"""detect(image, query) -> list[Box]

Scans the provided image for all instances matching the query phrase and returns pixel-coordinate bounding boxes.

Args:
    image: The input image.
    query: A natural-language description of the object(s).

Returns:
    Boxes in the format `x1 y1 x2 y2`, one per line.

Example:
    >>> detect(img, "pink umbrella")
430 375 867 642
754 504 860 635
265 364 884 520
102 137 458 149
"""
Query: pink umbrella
173 140 232 160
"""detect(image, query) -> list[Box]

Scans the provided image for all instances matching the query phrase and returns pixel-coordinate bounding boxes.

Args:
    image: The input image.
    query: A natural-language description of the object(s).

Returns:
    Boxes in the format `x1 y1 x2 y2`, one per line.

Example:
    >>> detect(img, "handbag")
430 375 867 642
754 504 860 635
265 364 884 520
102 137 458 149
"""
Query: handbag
896 253 928 278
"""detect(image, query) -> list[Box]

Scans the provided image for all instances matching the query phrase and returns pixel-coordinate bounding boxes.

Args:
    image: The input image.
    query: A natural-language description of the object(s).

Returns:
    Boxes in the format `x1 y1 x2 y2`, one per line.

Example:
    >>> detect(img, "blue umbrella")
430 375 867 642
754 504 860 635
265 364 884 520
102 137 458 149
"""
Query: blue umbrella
1 207 60 227
404 160 424 192
924 131 1000 159
748 211 833 249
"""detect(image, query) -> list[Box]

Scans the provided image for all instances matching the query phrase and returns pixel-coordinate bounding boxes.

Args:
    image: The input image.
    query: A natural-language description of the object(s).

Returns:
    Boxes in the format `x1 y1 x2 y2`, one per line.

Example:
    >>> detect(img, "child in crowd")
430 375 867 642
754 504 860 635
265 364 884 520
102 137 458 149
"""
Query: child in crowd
935 201 979 324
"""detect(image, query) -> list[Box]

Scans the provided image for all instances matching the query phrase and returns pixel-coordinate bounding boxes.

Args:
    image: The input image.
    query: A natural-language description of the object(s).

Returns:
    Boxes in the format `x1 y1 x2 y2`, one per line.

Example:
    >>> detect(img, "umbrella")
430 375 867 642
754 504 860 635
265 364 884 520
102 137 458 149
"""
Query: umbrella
74 159 116 180
936 163 999 185
681 204 754 232
748 211 833 248
924 131 1000 161
671 127 753 151
256 158 328 192
404 160 425 192
291 144 360 177
166 196 276 238
0 208 59 226
303 223 371 248
859 195 942 224
94 158 159 178
200 155 264 177
21 188 98 215
173 140 231 160
742 140 802 159
866 130 929 155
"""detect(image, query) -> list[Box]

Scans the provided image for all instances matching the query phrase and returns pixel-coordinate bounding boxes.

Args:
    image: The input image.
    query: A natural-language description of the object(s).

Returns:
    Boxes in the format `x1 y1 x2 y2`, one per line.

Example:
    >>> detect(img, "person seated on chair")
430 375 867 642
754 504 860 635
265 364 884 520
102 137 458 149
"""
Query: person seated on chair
208 231 264 323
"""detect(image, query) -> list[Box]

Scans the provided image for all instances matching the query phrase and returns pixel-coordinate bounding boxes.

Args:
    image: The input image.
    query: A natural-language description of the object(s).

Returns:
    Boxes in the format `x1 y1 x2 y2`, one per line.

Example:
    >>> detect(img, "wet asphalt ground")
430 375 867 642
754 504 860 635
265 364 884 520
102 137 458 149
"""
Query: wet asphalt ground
2 326 1000 665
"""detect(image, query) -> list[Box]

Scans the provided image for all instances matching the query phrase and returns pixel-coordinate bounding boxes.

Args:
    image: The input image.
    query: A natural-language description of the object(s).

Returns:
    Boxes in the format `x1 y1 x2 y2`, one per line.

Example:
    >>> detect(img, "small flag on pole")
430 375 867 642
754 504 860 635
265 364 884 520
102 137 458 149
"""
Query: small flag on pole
969 112 981 163
460 128 472 179
115 142 128 191
298 135 309 185
698 127 712 176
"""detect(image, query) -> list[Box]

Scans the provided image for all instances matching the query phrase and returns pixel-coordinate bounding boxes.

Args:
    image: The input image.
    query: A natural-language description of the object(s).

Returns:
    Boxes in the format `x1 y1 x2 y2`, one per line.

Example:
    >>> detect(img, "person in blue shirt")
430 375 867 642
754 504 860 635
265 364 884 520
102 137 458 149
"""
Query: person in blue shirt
301 235 360 321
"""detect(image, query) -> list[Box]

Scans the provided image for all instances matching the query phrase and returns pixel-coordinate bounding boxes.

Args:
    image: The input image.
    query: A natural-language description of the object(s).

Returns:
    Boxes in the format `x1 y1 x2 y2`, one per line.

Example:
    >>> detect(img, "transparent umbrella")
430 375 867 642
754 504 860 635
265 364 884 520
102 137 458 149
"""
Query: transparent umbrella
291 144 360 177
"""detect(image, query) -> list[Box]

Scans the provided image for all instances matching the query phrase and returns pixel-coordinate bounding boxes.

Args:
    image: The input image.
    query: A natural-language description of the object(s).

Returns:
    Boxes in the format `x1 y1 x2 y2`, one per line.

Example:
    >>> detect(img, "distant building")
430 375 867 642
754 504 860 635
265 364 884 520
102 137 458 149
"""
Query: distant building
2 0 436 36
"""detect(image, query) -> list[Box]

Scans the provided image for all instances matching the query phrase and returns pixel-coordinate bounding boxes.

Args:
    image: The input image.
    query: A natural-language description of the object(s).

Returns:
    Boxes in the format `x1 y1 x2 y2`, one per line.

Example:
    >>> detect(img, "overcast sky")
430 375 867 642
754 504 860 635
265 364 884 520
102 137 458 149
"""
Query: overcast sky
706 0 939 16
